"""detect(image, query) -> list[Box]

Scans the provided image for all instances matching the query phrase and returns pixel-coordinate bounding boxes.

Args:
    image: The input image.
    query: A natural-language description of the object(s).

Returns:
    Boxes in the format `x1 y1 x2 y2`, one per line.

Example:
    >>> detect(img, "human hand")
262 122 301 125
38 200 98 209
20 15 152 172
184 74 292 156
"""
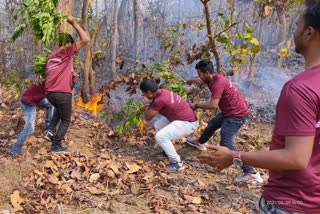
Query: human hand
142 97 149 105
67 16 75 25
186 79 194 85
72 71 78 82
140 105 148 112
189 103 197 110
196 144 235 172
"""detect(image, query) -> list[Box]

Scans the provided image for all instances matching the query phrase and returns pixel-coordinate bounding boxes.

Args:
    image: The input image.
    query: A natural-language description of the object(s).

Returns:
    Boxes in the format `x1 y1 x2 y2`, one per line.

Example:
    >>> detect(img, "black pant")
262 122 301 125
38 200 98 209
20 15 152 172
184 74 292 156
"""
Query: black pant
46 92 72 146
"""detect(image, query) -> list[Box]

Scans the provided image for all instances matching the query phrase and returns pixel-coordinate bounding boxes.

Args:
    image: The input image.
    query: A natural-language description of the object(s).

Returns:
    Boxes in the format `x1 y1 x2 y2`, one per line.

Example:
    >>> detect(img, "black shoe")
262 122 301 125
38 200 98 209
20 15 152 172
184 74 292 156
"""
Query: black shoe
43 130 54 141
50 145 68 152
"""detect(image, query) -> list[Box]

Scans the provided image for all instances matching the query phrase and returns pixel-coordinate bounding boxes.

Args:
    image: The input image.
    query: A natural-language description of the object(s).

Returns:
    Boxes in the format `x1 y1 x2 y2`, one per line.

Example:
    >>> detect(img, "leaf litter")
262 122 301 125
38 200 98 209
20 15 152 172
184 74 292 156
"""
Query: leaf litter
0 83 272 213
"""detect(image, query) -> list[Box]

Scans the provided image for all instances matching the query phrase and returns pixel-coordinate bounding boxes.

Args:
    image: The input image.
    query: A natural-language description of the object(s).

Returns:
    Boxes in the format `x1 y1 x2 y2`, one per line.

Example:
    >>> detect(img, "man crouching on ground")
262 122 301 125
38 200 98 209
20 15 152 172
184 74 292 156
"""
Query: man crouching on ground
140 79 199 172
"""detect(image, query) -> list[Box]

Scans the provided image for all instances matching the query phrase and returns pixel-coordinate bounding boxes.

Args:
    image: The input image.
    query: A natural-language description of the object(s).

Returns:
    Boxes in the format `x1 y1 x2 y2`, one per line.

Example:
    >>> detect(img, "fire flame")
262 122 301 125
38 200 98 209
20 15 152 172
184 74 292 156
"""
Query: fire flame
76 94 103 113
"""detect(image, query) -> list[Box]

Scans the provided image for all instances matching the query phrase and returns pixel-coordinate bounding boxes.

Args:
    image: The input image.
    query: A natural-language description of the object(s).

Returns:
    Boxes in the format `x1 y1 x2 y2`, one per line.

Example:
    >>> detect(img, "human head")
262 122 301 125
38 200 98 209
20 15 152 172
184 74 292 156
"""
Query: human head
195 59 215 83
59 33 75 47
294 1 320 54
195 59 214 74
140 79 159 99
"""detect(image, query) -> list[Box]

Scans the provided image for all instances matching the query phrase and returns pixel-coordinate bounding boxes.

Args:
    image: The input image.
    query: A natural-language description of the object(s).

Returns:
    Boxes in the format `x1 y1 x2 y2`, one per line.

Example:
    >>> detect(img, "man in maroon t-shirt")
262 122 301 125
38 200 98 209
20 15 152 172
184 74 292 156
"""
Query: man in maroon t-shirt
10 76 54 156
197 2 320 213
140 79 198 172
186 59 262 183
44 16 89 152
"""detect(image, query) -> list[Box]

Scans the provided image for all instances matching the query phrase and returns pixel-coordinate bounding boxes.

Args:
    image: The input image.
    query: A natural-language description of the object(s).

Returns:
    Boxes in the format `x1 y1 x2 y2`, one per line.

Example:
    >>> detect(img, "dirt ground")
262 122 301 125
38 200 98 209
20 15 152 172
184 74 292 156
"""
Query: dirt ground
0 85 273 214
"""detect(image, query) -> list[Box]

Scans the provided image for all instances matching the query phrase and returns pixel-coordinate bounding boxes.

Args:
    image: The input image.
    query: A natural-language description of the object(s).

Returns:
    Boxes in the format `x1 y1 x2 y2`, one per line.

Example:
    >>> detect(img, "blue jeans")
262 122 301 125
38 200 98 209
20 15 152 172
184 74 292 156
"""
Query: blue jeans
11 98 54 153
198 112 255 173
38 98 54 129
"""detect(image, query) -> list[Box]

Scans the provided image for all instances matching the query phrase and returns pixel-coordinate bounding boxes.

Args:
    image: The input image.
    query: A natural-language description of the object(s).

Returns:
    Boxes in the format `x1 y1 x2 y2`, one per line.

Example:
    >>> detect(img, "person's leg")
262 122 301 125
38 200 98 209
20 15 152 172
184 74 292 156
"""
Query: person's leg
156 120 199 163
51 93 72 148
154 114 170 131
187 112 224 150
38 98 54 130
198 112 224 143
220 116 255 173
10 100 36 155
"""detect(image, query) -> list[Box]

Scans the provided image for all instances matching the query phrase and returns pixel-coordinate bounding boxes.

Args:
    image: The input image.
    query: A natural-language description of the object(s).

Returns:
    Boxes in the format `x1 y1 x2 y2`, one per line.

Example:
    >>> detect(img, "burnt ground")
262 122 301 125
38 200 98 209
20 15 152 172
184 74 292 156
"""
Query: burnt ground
0 84 273 214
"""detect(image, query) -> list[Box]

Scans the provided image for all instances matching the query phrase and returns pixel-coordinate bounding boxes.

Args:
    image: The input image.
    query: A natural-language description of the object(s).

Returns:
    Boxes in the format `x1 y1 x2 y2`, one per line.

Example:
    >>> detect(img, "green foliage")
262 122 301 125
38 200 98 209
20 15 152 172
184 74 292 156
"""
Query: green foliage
12 0 66 46
116 99 143 134
141 61 187 99
1 70 28 94
33 48 52 77
12 0 67 77
162 12 261 72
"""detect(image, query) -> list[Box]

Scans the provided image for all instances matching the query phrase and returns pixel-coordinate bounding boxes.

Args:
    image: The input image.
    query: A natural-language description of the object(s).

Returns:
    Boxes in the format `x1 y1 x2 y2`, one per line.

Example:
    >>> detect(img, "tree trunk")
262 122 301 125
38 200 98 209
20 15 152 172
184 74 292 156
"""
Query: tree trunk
80 0 90 102
111 0 119 80
56 0 72 33
89 29 98 96
200 0 223 74
249 7 264 89
118 0 129 51
277 6 287 68
133 0 139 70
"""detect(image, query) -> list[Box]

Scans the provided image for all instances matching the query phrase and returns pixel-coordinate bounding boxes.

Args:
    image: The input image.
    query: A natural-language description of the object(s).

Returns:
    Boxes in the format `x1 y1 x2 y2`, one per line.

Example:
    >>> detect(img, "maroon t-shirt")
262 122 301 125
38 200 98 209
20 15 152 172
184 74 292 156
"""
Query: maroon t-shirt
150 89 197 122
44 43 77 95
21 76 45 107
262 65 320 213
207 74 249 117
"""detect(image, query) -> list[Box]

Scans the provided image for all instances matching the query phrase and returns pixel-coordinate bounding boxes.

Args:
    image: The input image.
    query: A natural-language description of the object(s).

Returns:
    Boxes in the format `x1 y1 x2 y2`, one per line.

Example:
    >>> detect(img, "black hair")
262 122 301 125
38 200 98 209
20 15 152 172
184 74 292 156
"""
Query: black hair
59 33 75 46
195 59 214 74
304 0 320 32
140 79 159 93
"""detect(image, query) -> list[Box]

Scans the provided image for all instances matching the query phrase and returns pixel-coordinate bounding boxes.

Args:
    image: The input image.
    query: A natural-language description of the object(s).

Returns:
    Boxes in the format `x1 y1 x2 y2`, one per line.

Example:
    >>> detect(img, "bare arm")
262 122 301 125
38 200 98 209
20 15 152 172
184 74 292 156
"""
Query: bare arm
67 16 90 51
241 136 314 170
197 136 314 172
143 107 158 121
190 99 219 110
186 78 205 86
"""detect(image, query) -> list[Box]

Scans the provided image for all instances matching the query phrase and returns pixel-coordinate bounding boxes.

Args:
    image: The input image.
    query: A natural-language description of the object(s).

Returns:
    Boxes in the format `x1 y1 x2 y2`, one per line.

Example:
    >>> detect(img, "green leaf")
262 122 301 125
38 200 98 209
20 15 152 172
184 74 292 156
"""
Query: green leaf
248 38 259 46
245 23 254 33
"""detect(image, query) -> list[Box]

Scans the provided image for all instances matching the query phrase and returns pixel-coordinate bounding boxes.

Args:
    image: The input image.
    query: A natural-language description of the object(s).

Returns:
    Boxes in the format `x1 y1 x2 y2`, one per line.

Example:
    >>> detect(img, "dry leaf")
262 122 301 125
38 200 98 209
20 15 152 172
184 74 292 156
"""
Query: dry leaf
93 122 100 127
197 179 205 187
126 162 141 173
89 173 100 183
143 172 153 181
38 147 47 155
87 186 103 195
48 175 59 184
69 140 74 146
109 161 119 174
71 167 82 179
184 195 201 204
10 190 27 212
239 207 248 213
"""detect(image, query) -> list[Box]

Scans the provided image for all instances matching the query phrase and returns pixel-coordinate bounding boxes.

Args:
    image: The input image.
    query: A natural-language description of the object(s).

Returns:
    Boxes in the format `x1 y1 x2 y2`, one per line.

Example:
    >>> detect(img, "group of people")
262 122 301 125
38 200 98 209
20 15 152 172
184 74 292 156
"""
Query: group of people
10 1 320 213
139 60 263 183
140 1 320 213
10 16 89 155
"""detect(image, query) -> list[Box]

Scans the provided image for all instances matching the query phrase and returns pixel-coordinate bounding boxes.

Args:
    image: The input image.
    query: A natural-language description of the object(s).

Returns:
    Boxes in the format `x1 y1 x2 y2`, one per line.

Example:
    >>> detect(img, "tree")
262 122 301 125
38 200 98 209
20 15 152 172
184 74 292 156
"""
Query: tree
80 0 99 102
200 0 223 74
133 0 139 69
111 0 119 80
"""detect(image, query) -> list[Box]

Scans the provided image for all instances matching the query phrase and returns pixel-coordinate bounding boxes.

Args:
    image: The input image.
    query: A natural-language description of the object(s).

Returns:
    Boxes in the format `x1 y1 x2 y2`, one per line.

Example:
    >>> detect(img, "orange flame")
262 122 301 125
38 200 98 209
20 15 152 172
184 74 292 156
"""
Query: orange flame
76 94 103 113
